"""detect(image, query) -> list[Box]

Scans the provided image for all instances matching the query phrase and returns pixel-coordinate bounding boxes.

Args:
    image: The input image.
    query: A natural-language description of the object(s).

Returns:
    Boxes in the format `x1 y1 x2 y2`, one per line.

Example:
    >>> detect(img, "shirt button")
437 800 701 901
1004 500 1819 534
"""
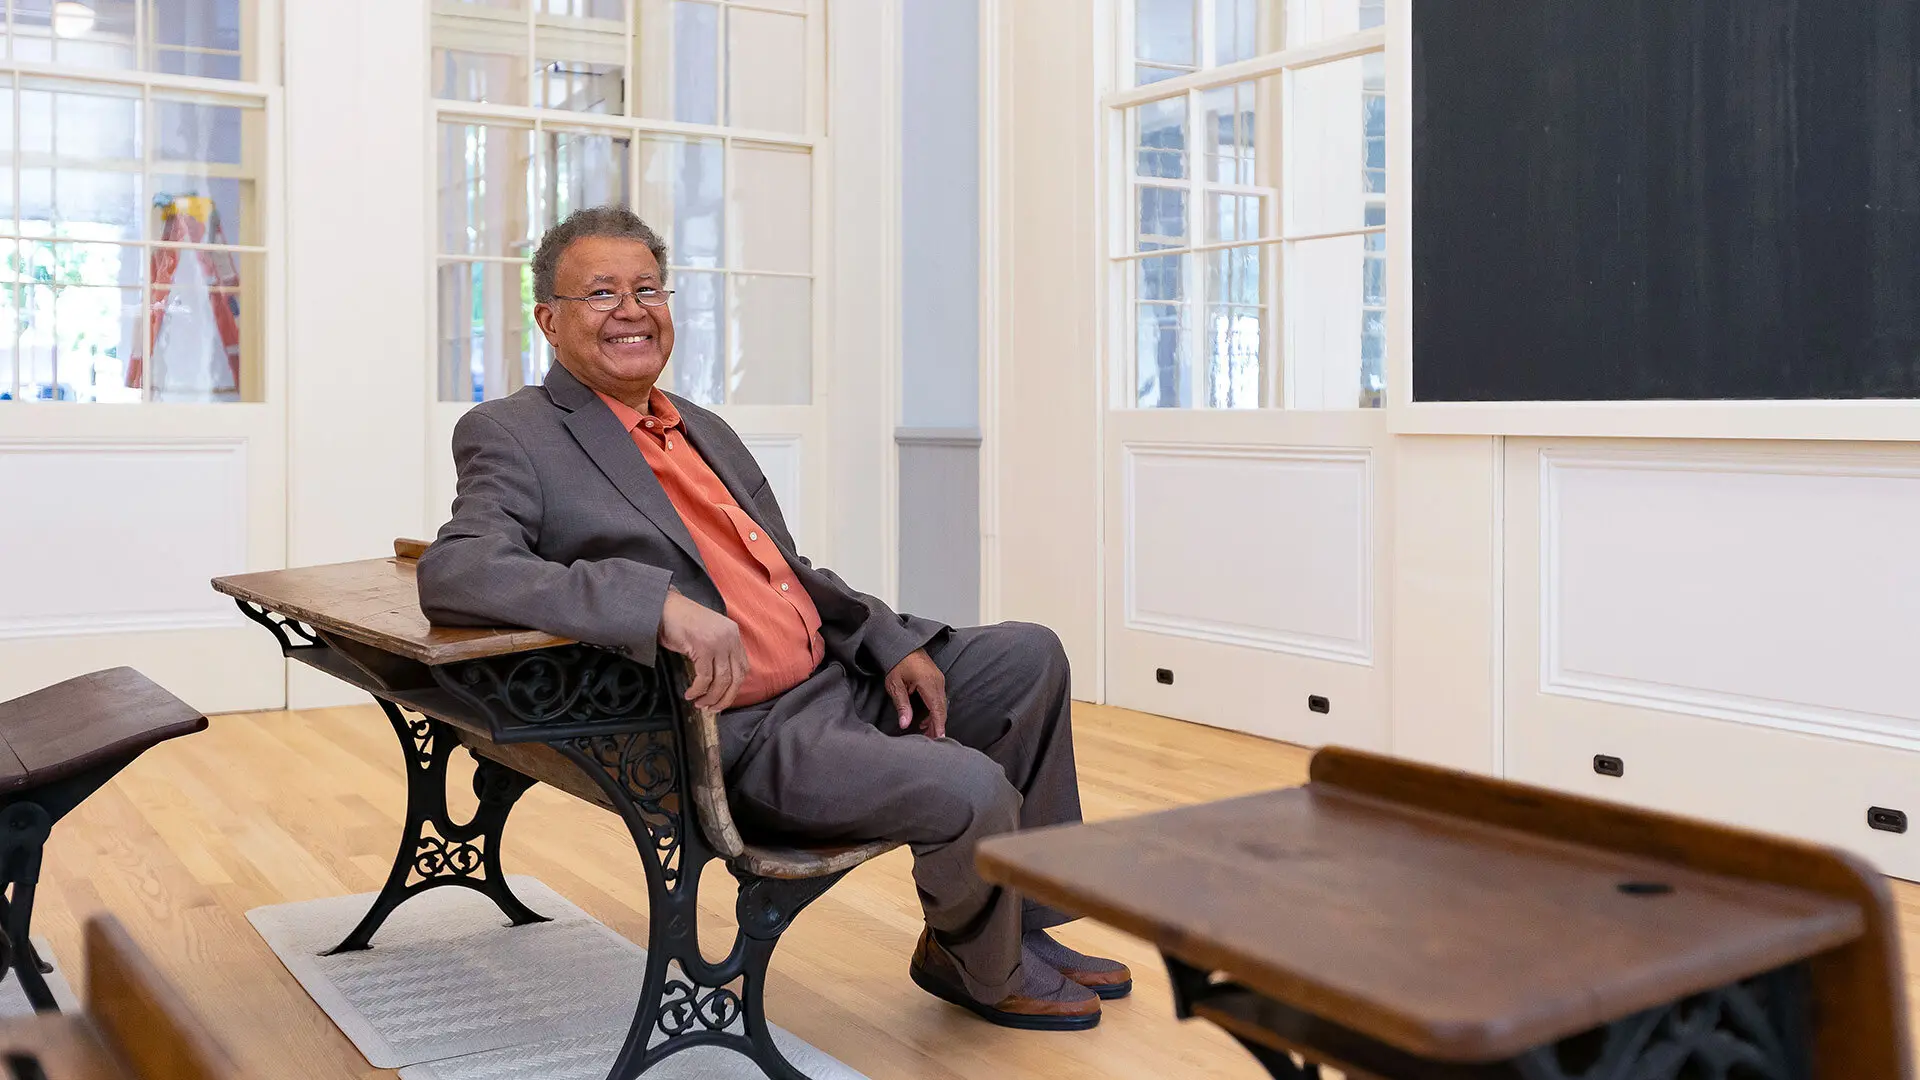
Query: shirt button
780 583 790 592
643 418 655 427
748 532 758 541
666 439 674 449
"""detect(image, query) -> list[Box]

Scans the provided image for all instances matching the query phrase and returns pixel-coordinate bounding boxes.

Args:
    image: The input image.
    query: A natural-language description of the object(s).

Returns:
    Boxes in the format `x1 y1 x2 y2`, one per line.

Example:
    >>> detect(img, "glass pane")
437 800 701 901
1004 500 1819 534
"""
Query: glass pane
19 82 141 241
1208 192 1262 243
1205 244 1264 408
1206 304 1262 407
727 8 806 134
20 241 143 402
21 80 139 159
149 0 244 80
540 0 620 15
1135 0 1194 68
542 128 630 227
1135 303 1188 407
447 0 524 7
1286 234 1374 408
1135 185 1186 252
1205 244 1260 306
432 48 529 106
10 0 138 70
1363 52 1386 196
537 6 628 114
1212 0 1267 65
730 144 809 274
1139 251 1185 302
638 0 720 125
1135 64 1186 85
0 271 15 401
436 260 537 402
1132 97 1186 180
150 96 261 246
1200 80 1257 186
1288 55 1374 235
1362 232 1386 407
665 269 721 404
148 247 258 401
438 122 538 257
729 274 808 404
1286 0 1378 46
31 170 142 242
638 136 723 269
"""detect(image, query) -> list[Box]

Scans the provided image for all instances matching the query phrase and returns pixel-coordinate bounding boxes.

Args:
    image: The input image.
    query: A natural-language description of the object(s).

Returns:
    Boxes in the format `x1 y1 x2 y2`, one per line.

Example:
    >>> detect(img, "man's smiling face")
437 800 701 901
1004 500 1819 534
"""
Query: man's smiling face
534 234 676 404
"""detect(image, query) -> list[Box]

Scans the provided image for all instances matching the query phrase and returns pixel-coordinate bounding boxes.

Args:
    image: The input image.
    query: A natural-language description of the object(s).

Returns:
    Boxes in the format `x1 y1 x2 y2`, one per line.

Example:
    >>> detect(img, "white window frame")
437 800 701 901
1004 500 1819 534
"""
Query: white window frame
428 0 828 406
1106 1 1386 410
0 0 279 404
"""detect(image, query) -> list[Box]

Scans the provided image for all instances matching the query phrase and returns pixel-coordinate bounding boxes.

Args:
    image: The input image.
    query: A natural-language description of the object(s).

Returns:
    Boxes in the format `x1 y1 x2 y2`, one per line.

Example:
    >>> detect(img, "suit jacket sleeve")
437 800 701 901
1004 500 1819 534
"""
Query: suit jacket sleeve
417 409 676 660
746 475 948 677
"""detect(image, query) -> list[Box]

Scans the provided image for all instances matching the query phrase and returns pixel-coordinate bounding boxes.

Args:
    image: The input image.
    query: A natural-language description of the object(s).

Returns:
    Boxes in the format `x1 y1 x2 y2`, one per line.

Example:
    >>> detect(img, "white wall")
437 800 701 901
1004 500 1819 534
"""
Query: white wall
983 0 1103 695
282 0 432 707
985 0 1920 880
901 0 980 432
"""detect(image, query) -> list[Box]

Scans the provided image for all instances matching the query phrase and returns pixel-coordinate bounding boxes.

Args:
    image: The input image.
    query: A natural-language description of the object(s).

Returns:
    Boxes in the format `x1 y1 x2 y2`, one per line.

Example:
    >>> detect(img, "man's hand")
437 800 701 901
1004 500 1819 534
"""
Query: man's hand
885 649 947 739
659 590 750 712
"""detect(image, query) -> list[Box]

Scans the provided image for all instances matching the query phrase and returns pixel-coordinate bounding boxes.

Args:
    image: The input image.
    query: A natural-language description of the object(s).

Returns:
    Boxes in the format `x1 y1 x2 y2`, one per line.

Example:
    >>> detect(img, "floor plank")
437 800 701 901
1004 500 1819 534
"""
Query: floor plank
22 702 1912 1077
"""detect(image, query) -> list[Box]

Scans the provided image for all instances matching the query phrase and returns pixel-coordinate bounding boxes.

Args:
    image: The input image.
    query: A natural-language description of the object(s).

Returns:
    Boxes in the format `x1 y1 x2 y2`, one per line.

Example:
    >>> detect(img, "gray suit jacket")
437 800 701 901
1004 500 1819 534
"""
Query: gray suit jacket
417 364 945 678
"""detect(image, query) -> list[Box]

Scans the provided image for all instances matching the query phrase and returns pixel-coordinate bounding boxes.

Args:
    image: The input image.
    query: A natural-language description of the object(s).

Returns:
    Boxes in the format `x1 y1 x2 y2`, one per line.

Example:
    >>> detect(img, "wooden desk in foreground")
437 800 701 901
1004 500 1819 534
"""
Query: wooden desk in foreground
978 746 1910 1080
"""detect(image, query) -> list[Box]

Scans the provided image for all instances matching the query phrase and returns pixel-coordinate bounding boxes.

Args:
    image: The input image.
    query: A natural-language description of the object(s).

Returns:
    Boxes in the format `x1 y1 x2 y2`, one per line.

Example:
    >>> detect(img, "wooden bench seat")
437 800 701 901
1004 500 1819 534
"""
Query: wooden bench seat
0 671 207 1014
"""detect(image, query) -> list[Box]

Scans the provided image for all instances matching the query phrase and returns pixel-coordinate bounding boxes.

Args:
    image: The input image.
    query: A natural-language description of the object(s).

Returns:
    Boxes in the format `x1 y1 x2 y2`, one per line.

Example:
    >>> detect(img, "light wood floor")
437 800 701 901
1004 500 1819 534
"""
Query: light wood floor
25 702 1920 1078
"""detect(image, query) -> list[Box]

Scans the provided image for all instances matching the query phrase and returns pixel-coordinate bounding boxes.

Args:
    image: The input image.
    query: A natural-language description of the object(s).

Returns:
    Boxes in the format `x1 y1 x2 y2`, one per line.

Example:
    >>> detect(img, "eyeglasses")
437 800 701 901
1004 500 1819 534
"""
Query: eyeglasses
551 288 675 312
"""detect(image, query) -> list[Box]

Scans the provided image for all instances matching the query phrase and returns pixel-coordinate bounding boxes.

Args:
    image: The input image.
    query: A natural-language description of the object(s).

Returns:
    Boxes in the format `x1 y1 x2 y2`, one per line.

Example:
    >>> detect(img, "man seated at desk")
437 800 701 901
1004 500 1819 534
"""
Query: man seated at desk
416 207 1127 1031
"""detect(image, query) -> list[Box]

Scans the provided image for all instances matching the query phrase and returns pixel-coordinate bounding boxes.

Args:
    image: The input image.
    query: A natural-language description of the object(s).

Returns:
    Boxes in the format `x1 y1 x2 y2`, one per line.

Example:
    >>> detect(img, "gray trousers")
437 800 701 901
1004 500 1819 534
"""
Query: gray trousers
718 622 1081 1002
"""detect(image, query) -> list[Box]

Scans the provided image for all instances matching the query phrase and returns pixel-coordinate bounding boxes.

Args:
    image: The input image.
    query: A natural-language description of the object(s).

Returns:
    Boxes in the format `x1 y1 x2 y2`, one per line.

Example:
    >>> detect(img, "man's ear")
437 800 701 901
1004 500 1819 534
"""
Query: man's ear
532 302 560 344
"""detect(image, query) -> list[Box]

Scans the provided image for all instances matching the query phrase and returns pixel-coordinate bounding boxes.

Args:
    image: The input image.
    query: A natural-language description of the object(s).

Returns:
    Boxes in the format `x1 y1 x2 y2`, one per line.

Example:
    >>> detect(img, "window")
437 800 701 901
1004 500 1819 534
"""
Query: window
1114 0 1387 409
0 0 268 403
432 0 822 405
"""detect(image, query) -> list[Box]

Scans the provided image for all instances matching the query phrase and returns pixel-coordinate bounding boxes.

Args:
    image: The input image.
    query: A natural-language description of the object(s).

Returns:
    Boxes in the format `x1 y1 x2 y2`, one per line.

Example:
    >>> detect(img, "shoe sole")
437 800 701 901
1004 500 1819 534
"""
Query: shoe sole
1087 979 1133 1000
910 963 1101 1031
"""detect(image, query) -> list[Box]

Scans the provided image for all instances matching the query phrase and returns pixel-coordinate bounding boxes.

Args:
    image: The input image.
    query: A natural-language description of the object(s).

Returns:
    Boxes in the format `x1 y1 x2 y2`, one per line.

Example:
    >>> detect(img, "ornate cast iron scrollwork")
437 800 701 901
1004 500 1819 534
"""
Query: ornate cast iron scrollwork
1163 954 1813 1080
569 730 684 888
444 644 674 728
412 828 484 878
1514 966 1811 1080
236 600 322 653
327 700 547 954
656 977 746 1037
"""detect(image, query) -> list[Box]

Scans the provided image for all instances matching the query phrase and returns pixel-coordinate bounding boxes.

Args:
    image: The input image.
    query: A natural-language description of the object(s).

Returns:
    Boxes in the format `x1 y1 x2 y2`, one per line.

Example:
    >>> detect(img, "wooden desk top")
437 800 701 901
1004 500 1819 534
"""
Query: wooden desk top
212 547 569 666
978 747 1886 1064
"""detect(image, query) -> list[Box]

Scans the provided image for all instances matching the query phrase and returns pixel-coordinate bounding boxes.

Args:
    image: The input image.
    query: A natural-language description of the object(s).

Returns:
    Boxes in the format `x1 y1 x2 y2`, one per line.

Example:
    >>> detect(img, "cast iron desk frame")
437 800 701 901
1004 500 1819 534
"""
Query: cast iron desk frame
221 591 847 1080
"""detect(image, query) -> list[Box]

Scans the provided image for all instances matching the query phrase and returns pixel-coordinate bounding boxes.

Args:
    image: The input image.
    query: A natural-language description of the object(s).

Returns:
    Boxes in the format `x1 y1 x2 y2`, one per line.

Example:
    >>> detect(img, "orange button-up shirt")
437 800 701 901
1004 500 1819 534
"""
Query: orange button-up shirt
597 388 826 706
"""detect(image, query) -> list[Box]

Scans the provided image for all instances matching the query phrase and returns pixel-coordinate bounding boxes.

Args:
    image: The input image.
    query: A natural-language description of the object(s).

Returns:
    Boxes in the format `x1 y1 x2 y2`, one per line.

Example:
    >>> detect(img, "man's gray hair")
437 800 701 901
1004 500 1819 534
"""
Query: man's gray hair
531 206 670 303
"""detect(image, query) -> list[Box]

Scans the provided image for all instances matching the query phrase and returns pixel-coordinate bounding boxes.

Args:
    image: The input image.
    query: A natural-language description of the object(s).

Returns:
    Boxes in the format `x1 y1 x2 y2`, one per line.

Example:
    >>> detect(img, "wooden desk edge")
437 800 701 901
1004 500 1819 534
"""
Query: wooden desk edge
210 562 574 666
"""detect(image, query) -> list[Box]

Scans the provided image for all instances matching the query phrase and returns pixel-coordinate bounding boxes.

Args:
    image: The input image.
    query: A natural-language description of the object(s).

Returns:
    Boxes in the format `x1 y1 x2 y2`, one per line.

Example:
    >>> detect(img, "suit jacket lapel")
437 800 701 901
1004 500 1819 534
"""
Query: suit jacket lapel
545 365 707 572
674 401 762 517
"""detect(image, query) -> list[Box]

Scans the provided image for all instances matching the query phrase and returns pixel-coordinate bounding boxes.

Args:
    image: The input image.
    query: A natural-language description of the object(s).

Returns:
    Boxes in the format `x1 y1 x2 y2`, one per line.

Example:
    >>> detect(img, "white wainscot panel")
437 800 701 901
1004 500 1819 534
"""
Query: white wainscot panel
1543 449 1920 749
1125 443 1372 663
0 440 248 638
740 434 803 537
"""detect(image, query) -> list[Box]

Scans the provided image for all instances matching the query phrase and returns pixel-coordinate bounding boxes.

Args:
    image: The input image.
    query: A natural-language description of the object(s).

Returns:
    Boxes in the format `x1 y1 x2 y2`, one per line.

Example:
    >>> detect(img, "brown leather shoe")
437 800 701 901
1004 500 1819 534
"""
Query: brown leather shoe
1025 928 1134 999
909 931 1101 1031
1058 961 1133 1000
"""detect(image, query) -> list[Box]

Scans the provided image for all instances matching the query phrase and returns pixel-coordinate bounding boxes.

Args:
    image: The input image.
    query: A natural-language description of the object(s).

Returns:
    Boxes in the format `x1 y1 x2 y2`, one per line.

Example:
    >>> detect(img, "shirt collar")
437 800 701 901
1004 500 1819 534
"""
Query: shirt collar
594 387 683 434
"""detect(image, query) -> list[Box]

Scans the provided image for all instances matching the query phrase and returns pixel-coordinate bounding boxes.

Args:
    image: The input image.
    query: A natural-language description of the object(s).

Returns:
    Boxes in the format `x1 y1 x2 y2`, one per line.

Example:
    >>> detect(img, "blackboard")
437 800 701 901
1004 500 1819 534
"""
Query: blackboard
1412 0 1920 401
